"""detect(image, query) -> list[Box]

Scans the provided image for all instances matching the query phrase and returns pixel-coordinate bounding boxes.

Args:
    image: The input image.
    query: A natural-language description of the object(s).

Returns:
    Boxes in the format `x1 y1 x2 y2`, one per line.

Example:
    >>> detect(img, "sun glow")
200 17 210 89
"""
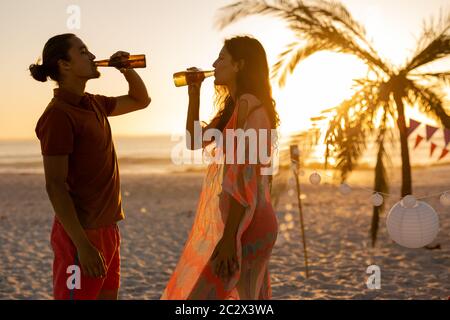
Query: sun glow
272 51 368 135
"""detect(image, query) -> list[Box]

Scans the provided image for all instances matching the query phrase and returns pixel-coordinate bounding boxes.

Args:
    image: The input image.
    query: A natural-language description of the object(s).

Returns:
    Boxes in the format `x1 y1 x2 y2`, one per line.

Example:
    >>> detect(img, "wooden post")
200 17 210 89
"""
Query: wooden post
290 145 309 278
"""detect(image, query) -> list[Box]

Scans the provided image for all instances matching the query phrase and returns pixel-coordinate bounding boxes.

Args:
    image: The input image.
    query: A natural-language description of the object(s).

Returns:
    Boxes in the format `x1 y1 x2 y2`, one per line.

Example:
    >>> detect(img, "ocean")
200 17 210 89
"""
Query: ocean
0 131 448 175
0 135 203 174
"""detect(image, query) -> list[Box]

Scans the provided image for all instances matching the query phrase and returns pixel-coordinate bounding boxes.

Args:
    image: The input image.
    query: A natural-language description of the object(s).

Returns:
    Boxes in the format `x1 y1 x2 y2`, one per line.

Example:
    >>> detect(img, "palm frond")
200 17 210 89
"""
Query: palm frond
271 40 331 86
324 79 382 180
407 81 450 128
405 10 450 71
310 0 367 42
215 0 391 81
409 71 450 86
215 0 297 30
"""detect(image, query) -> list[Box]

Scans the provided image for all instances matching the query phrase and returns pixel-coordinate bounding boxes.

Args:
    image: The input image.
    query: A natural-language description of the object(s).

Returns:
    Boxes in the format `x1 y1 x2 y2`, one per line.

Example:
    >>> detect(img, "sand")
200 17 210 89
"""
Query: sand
0 165 449 300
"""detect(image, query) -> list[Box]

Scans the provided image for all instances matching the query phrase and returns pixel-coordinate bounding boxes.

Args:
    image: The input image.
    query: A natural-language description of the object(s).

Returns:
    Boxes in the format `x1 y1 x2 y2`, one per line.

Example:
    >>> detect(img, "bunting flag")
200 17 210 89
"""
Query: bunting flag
425 125 439 141
407 119 421 137
438 148 449 160
414 135 424 149
407 121 450 161
444 128 450 147
430 142 437 157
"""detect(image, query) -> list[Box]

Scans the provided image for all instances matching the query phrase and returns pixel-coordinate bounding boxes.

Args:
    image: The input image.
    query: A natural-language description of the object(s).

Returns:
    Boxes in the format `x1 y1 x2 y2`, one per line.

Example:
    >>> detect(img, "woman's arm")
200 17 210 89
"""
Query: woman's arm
185 82 202 150
185 83 219 150
211 195 245 279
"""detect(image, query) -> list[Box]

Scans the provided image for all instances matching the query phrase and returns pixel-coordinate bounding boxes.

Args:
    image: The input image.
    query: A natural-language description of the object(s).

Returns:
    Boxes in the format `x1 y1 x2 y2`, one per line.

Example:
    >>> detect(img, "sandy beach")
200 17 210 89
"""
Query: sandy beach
0 165 449 300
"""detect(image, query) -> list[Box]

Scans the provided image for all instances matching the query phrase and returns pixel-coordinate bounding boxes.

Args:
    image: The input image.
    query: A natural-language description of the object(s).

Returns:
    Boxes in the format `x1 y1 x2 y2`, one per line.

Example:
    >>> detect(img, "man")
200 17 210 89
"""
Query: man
30 33 151 300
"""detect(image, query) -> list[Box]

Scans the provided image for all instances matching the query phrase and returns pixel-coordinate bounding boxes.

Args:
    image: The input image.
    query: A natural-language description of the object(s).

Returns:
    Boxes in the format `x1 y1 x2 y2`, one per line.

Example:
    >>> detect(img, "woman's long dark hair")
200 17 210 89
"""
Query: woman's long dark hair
210 36 280 131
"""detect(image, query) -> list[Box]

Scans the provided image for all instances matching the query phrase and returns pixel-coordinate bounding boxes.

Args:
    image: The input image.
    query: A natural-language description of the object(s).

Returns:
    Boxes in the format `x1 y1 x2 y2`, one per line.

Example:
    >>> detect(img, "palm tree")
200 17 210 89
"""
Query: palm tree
216 0 450 246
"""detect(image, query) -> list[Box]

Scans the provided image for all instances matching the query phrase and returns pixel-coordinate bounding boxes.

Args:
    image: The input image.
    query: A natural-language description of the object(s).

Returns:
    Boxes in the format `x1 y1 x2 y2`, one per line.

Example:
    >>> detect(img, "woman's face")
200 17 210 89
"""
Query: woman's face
212 46 239 87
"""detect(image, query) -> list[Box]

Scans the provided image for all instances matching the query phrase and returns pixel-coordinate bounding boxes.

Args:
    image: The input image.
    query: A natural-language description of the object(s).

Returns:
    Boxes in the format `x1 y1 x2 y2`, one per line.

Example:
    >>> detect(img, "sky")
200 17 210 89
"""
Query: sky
0 0 449 140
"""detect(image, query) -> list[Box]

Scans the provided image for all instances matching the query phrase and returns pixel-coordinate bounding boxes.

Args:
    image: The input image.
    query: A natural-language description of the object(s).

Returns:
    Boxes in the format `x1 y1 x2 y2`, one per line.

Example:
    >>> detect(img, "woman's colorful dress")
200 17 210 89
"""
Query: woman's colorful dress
161 95 278 299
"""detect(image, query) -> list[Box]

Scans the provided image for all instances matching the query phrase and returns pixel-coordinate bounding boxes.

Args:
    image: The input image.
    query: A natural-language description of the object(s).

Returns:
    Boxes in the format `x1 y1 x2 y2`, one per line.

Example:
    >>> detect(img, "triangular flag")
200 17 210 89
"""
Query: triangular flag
426 125 438 141
414 134 424 149
444 128 450 147
438 148 449 160
407 119 421 137
430 142 437 157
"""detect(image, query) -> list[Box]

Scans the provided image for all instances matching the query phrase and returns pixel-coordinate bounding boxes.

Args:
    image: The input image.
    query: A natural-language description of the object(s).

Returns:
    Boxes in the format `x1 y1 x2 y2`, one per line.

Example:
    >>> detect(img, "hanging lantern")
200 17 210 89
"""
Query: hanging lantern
309 172 321 185
386 196 439 248
401 195 417 208
440 192 450 207
339 183 352 195
371 192 384 207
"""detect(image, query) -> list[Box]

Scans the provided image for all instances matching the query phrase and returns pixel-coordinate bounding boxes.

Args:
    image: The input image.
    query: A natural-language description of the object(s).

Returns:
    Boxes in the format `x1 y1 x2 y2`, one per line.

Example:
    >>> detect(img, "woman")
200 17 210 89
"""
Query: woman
162 36 279 300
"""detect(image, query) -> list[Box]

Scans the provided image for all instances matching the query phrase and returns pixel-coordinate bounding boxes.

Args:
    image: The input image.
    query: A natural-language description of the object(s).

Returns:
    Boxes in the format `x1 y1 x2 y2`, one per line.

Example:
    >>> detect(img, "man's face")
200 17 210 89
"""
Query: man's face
61 37 100 80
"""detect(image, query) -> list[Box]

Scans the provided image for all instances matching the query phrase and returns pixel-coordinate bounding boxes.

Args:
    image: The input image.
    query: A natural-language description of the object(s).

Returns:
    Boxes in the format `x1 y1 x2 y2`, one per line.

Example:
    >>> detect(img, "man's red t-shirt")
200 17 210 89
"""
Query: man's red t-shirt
35 88 124 229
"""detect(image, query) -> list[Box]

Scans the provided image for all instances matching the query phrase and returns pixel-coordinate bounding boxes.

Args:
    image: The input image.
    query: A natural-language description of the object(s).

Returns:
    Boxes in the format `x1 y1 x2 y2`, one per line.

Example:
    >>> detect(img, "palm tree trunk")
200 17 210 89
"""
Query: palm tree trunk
371 137 387 247
394 93 413 196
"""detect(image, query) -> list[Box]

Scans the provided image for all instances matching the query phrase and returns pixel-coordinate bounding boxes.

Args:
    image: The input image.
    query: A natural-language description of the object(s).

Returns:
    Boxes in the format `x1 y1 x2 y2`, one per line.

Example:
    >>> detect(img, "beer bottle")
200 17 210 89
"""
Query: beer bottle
173 70 214 87
95 54 146 68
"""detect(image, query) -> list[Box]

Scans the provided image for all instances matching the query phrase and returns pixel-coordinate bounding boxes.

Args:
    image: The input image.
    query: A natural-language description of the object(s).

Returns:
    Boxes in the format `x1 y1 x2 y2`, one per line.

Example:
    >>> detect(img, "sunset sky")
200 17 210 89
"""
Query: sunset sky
0 0 449 140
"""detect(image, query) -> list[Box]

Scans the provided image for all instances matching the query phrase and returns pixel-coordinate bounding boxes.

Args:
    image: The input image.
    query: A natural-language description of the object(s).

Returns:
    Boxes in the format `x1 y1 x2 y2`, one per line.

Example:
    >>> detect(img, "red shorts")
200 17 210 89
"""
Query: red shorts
51 217 121 300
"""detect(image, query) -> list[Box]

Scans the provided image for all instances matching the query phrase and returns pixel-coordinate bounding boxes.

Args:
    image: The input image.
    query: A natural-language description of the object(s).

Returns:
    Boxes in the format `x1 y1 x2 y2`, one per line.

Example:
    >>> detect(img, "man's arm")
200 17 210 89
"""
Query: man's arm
43 155 106 278
110 68 151 116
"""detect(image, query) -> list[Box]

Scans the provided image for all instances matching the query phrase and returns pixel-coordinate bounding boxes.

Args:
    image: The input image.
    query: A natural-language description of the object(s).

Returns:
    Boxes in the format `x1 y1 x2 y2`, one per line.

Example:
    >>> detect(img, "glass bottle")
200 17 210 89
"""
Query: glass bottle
95 54 146 68
173 70 214 87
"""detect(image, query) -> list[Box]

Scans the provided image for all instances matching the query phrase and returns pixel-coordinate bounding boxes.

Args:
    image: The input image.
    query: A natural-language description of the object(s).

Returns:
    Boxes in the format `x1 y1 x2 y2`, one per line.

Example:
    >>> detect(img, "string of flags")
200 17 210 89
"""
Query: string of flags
407 118 450 160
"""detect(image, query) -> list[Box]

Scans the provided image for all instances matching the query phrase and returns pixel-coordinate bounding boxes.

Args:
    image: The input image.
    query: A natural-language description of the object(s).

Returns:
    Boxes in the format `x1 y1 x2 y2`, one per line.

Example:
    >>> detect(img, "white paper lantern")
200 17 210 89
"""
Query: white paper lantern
309 172 321 185
339 183 352 195
440 192 450 207
371 193 384 207
401 195 417 208
386 199 439 248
